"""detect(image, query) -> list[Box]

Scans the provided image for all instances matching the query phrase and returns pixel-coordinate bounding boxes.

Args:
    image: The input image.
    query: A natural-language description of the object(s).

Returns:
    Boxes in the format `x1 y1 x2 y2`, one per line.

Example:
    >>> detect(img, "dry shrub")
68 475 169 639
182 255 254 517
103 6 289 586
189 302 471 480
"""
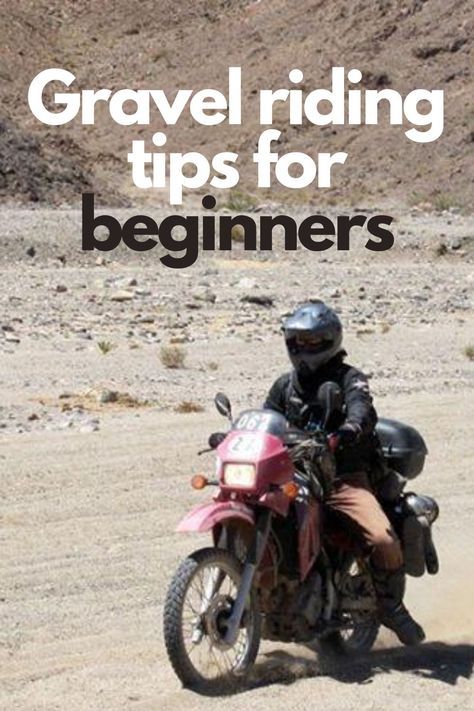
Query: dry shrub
160 344 186 369
464 345 474 361
50 389 151 412
113 392 150 408
225 191 257 211
175 401 204 413
231 224 246 242
97 340 115 355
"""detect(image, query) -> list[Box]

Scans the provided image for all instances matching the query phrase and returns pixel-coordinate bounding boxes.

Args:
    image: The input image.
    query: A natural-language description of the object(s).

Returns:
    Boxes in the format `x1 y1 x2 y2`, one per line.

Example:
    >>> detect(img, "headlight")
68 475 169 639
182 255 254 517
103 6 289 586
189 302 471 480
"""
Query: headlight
223 463 256 489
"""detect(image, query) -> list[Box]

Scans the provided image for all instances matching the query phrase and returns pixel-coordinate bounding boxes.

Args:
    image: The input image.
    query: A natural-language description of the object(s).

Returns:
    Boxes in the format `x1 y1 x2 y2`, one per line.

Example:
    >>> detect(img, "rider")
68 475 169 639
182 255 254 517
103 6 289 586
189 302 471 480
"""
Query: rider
264 300 425 646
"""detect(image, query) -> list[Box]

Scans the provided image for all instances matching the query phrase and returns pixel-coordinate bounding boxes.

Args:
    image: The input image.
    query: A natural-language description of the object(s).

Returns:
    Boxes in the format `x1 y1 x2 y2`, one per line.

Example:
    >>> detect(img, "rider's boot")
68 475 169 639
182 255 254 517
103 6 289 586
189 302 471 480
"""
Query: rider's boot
372 567 425 646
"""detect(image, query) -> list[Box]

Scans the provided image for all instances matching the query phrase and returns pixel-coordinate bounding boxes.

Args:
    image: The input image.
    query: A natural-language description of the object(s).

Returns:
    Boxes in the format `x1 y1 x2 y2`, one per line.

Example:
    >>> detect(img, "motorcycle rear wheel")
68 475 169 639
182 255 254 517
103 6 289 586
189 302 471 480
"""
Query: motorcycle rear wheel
319 619 379 656
163 547 261 694
319 559 379 656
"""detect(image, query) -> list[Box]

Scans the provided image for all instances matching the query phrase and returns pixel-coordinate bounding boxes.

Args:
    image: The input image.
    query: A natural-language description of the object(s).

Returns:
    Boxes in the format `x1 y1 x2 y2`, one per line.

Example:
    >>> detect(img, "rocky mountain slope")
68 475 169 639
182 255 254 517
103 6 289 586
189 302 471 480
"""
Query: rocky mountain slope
0 0 472 208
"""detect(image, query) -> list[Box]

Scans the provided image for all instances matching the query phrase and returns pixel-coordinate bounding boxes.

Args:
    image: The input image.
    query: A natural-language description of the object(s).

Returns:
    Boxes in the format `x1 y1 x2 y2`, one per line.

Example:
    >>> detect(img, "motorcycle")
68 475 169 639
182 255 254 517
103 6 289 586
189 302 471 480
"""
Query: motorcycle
163 383 439 693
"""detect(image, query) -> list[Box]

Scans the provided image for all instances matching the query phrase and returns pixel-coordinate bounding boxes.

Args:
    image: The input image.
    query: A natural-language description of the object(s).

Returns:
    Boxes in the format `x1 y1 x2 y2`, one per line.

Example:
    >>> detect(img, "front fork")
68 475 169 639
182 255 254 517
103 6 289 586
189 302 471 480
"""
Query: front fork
223 509 272 645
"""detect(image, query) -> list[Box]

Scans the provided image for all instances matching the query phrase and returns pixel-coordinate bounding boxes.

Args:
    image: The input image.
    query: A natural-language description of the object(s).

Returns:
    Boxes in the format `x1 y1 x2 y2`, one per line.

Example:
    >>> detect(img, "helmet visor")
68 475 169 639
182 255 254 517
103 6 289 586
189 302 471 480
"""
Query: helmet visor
295 333 325 350
287 330 333 354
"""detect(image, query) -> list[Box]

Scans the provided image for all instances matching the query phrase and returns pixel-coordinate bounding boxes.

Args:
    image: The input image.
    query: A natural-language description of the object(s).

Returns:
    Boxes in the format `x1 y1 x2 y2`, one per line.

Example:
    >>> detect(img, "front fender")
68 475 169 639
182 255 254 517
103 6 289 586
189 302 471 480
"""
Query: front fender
176 500 255 533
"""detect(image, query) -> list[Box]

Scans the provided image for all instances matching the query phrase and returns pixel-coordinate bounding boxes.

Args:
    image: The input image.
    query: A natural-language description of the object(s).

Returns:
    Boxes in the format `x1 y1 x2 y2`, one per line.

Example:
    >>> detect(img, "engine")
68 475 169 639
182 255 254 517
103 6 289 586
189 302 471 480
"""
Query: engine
260 571 323 642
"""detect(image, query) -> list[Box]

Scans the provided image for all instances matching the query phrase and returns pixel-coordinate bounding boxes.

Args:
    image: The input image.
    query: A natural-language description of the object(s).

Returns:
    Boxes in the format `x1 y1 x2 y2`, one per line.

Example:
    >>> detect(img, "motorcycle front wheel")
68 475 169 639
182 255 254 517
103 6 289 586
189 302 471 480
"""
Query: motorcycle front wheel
163 547 261 694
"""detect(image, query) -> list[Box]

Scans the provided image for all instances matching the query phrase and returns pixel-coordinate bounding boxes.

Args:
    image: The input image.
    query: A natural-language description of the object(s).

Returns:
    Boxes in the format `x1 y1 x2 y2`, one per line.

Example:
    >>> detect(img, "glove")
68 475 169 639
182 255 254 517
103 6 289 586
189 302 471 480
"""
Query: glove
328 422 362 453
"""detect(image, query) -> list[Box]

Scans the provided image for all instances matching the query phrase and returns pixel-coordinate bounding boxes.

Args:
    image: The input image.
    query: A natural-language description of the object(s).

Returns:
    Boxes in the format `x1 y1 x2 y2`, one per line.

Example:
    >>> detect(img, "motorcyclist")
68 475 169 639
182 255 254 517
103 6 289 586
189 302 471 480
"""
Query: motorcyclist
264 300 425 646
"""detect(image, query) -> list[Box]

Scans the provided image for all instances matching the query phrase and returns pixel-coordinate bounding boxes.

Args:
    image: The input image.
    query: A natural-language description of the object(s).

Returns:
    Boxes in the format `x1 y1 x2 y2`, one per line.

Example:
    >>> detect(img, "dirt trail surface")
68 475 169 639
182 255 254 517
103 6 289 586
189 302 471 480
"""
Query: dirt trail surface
0 208 473 708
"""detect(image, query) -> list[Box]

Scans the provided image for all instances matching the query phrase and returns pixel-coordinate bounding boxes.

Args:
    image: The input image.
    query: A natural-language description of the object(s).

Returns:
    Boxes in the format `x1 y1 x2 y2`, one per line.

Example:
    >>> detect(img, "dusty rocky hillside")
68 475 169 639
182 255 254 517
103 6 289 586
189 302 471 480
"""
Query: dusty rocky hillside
0 0 473 208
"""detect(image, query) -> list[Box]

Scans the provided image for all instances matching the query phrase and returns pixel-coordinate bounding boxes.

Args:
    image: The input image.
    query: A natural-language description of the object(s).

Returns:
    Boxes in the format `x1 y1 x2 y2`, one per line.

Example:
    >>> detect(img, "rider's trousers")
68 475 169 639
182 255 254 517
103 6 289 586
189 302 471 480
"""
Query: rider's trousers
326 471 403 571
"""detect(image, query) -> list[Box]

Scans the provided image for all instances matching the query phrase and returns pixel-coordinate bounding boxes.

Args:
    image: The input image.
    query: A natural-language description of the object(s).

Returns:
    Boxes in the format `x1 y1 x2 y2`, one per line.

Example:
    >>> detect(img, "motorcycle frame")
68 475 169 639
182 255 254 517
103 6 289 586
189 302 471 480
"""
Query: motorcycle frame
176 428 326 644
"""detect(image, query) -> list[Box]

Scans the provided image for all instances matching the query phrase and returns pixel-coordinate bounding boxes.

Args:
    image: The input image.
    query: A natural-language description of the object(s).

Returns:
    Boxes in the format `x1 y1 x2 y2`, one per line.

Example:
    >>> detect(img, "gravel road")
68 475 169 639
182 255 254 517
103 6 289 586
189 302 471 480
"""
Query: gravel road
0 208 473 709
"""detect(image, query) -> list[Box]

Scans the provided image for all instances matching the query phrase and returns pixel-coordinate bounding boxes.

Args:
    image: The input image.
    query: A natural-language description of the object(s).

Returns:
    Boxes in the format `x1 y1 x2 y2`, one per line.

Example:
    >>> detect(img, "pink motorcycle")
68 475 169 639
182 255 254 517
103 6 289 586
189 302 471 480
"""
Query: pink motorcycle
163 386 438 693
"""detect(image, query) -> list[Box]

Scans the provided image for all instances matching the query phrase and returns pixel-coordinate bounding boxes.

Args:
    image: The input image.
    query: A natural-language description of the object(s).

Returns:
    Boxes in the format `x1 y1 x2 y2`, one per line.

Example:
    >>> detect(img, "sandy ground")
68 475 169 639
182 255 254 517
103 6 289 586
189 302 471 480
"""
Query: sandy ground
0 209 473 709
1 395 473 710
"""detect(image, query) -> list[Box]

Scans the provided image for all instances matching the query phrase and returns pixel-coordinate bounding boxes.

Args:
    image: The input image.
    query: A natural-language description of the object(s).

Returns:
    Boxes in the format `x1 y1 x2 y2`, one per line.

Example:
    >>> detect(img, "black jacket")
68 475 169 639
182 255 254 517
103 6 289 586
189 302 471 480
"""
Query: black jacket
263 352 378 474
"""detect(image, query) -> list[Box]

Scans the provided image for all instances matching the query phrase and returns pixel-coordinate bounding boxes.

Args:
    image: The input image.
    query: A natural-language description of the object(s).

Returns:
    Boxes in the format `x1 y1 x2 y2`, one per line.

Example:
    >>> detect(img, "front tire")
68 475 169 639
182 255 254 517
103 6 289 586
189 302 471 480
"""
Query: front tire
163 547 261 694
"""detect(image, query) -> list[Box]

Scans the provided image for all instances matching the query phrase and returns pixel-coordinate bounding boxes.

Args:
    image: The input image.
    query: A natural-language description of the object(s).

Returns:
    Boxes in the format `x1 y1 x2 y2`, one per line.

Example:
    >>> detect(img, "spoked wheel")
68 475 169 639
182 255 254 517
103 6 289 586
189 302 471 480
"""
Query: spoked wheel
319 559 379 656
163 547 260 694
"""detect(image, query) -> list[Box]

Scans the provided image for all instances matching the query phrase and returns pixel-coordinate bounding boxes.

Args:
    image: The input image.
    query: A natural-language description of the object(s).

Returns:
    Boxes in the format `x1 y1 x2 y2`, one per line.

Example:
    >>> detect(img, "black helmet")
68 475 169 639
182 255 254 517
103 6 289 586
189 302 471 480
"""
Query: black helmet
283 301 343 376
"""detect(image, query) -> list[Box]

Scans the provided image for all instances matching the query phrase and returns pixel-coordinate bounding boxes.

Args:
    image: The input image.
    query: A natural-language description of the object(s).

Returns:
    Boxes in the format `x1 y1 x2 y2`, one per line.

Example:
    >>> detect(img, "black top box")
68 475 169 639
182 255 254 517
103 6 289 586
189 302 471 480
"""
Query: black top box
375 418 428 479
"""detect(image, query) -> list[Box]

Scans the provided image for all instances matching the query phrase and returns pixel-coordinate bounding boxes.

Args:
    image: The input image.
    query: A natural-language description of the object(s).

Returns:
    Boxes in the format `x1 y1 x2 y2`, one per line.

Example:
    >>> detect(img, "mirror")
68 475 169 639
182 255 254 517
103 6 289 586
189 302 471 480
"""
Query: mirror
317 381 343 426
208 432 226 449
214 392 232 420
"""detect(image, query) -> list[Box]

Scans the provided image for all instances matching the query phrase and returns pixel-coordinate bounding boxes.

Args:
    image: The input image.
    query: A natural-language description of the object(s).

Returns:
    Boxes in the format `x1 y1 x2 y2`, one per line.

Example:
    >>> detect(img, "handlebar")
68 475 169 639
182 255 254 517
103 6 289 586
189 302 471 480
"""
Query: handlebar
283 428 327 447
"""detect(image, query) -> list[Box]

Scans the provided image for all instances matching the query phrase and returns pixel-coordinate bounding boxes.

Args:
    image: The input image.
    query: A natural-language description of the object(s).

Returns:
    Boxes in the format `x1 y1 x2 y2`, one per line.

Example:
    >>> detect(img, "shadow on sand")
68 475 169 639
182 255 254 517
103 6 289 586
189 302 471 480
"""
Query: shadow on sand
245 642 474 691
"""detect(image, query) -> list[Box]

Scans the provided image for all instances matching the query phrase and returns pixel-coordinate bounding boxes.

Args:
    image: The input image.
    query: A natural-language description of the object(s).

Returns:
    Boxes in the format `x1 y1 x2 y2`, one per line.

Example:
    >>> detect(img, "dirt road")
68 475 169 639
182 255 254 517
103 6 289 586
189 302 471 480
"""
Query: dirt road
1 390 473 710
1 208 473 709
